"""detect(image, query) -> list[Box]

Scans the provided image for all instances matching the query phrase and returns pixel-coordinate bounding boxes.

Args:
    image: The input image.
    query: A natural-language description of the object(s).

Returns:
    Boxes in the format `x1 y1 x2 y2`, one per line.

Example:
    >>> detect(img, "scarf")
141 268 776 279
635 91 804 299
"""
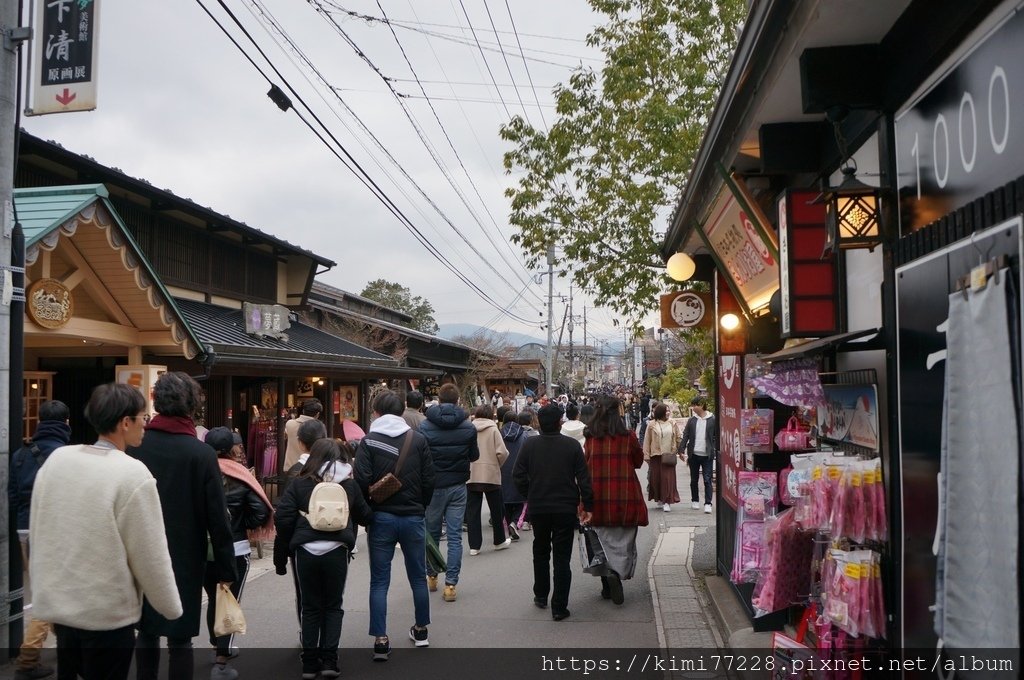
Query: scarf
146 415 197 437
218 458 276 541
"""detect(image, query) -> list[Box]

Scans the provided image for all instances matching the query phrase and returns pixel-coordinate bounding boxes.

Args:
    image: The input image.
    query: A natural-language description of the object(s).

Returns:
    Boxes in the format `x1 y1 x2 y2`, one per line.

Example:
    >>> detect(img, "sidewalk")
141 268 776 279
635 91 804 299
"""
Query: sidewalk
647 500 774 657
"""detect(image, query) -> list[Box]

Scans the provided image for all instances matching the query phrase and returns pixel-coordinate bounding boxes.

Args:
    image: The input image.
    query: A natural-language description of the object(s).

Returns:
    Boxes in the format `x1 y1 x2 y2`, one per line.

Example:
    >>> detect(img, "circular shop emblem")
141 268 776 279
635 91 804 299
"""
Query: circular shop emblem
27 278 74 330
669 292 706 328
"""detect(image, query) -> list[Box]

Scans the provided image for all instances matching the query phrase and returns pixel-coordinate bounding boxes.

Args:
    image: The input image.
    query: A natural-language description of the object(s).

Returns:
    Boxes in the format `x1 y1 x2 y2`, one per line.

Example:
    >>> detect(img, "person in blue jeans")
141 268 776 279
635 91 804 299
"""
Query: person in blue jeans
418 383 479 602
355 391 435 661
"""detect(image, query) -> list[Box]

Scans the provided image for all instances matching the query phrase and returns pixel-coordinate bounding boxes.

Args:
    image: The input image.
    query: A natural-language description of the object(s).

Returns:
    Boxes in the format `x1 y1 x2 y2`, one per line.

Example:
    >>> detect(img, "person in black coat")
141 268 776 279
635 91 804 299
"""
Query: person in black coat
202 427 274 679
499 411 527 539
10 399 71 678
275 439 373 679
513 404 594 621
128 372 236 680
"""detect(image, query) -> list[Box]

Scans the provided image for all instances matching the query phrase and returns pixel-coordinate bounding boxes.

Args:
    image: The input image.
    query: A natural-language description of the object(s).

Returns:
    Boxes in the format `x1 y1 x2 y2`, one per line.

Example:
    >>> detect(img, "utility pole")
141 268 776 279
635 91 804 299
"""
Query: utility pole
1 3 29 657
583 306 588 387
544 243 555 398
567 282 574 383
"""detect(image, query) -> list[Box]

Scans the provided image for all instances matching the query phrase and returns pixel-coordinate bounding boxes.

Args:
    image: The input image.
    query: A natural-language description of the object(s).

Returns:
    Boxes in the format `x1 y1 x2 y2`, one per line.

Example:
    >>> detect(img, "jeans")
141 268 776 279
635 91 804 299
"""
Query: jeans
134 633 192 680
424 484 467 585
295 546 348 668
530 512 577 614
55 624 135 680
466 486 507 550
203 554 251 656
367 512 430 637
688 454 713 504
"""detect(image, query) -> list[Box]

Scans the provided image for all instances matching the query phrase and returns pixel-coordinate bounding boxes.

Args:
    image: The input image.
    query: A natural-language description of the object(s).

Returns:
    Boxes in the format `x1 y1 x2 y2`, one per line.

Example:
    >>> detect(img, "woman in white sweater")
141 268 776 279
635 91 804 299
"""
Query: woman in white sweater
30 383 181 680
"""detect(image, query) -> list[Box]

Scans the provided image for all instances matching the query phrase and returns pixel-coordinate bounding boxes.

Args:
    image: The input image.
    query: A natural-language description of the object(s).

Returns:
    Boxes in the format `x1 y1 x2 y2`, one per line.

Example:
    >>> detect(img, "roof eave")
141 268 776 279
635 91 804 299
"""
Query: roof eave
662 0 794 258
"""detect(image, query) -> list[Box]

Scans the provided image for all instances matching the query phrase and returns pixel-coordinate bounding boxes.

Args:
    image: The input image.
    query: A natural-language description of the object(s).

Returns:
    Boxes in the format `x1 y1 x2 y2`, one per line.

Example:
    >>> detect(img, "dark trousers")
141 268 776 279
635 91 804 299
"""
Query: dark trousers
135 632 192 680
290 554 302 632
203 554 251 656
530 512 577 614
688 454 714 504
467 487 507 550
55 624 134 680
295 545 349 668
504 502 526 529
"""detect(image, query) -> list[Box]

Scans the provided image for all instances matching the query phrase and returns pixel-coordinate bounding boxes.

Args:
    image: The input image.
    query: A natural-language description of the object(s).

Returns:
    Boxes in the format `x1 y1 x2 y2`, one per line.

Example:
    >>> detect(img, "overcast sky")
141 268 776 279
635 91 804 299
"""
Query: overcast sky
20 0 652 345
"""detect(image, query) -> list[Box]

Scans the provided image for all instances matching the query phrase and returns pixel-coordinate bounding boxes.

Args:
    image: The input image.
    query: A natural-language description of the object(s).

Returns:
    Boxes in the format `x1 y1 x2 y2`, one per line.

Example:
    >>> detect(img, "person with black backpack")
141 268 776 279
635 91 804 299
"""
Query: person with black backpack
274 439 373 679
10 399 71 680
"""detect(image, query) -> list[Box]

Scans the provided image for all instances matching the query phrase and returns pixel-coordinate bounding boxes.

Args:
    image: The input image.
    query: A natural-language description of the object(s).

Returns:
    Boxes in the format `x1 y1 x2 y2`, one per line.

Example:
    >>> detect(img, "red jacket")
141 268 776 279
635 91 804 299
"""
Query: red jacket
584 434 649 527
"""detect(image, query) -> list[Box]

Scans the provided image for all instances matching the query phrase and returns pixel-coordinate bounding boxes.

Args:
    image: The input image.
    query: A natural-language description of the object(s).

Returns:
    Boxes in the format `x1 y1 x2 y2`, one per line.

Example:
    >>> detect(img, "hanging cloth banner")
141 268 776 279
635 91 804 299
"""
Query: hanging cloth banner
749 357 825 408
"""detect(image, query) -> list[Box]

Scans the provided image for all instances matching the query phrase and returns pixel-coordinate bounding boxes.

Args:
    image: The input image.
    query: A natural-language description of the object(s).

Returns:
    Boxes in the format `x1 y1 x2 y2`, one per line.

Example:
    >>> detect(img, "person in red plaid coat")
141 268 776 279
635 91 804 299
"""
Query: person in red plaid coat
583 395 649 605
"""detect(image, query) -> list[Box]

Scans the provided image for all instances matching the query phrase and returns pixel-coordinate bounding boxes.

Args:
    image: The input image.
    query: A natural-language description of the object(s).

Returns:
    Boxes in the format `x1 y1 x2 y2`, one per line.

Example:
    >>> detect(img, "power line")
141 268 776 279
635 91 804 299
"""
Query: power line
393 92 555 107
321 2 597 66
504 0 549 130
196 0 539 326
244 0 536 306
456 0 511 120
481 0 531 123
340 12 589 43
376 1 543 297
310 0 545 306
387 77 555 89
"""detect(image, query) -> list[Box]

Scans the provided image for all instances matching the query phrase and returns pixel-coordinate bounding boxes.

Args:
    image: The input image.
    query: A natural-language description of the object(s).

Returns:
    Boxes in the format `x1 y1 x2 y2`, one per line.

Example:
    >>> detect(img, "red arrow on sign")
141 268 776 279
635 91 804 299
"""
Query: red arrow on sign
55 88 76 105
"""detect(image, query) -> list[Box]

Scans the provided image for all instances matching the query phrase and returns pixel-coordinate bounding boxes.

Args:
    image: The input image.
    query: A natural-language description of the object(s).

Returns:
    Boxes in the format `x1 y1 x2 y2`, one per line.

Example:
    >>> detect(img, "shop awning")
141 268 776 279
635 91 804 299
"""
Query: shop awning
759 328 880 362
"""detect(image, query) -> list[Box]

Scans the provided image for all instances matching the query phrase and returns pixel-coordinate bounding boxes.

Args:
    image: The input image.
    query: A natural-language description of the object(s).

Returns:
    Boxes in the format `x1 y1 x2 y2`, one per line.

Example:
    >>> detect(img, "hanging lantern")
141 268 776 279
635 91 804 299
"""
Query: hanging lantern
666 252 696 281
822 164 882 251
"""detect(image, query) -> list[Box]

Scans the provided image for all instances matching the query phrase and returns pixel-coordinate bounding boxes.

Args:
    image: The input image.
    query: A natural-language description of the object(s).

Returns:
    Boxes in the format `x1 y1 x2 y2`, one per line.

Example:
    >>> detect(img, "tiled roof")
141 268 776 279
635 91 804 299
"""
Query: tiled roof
19 132 335 268
175 298 395 365
14 184 111 246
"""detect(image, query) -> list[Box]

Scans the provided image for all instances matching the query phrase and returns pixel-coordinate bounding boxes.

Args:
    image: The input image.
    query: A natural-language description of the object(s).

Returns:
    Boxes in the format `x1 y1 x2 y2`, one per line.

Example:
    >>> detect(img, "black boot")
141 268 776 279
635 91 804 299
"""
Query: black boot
600 576 611 600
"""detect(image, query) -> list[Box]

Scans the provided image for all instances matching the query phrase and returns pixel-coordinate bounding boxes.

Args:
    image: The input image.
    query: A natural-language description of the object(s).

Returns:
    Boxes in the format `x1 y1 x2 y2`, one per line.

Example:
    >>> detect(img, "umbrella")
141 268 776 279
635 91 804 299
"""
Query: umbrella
341 420 365 442
426 532 446 573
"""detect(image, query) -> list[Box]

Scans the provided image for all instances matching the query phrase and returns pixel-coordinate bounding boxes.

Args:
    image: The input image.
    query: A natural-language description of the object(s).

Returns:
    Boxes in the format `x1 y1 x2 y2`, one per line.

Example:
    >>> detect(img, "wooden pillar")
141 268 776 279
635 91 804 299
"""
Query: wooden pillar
325 377 334 439
277 377 287 474
223 374 233 431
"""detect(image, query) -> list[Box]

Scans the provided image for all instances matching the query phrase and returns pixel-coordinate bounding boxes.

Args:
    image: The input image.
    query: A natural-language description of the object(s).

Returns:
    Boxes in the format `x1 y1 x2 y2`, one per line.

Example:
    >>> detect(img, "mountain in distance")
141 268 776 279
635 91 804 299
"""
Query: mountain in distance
437 323 546 348
438 323 625 352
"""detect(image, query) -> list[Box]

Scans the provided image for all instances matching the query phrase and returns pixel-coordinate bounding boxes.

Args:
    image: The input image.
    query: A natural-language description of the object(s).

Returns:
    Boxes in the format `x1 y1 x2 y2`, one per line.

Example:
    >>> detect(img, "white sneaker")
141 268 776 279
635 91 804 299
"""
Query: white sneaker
662 503 671 512
704 504 712 514
469 549 480 556
691 501 700 510
494 537 512 551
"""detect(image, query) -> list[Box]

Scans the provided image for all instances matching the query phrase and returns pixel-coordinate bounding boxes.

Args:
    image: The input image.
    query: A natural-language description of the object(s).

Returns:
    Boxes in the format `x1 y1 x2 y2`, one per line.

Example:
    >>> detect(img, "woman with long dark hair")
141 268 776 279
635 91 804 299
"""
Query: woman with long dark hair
203 427 274 678
642 403 681 512
583 395 648 605
275 439 373 679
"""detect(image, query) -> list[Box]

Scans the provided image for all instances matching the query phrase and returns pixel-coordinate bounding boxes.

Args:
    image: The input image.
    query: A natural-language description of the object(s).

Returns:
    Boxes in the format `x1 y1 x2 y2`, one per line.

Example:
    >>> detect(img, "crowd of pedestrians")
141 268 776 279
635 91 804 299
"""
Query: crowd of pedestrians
14 376 714 680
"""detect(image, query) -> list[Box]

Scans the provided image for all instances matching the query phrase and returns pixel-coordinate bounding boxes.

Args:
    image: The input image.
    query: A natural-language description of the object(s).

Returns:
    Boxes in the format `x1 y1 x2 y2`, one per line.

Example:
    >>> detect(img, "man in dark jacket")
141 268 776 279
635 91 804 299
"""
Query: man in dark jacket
514 403 593 621
355 391 434 661
678 396 718 513
129 373 236 680
417 383 478 602
10 400 71 680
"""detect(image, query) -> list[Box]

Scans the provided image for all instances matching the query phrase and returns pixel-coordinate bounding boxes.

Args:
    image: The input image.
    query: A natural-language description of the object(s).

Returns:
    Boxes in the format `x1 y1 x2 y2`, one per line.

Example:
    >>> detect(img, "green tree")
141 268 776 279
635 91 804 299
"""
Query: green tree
501 0 745 327
359 279 439 335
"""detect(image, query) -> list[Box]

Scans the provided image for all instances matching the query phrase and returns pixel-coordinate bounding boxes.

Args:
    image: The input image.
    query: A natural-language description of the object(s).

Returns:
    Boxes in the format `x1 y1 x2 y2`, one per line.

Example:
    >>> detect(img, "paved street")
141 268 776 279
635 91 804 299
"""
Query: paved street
5 464 724 679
